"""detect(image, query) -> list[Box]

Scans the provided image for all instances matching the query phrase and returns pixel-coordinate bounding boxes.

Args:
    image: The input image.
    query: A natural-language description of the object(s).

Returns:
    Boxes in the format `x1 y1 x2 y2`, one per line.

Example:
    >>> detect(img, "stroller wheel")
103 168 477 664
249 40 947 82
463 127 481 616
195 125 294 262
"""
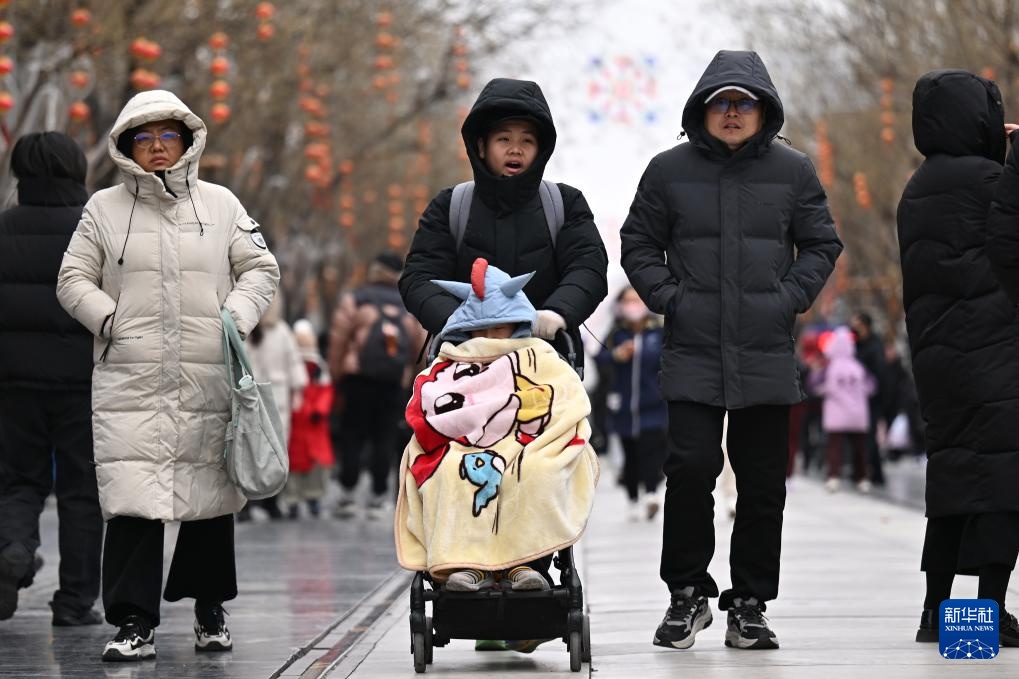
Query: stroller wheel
425 616 434 664
569 630 582 672
413 631 427 673
581 613 591 663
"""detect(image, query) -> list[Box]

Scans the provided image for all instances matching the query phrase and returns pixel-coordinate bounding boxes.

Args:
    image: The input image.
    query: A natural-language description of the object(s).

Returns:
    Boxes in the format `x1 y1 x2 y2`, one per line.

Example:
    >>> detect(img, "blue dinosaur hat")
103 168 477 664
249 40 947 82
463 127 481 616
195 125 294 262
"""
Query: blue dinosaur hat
432 258 536 341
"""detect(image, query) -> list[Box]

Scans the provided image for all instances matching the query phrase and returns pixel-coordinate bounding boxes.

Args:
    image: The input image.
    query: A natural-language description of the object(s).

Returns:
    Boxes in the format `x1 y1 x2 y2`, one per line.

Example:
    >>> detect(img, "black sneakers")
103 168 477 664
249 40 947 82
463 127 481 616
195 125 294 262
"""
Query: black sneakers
51 601 103 627
0 544 38 621
653 587 713 649
102 615 156 661
194 601 232 652
725 598 779 649
1001 610 1019 647
915 609 938 643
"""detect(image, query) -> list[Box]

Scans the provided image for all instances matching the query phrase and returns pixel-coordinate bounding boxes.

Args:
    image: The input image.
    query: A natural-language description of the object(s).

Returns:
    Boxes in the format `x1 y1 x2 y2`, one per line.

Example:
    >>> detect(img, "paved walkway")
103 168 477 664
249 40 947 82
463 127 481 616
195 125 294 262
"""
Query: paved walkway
325 469 1019 678
2 460 1015 677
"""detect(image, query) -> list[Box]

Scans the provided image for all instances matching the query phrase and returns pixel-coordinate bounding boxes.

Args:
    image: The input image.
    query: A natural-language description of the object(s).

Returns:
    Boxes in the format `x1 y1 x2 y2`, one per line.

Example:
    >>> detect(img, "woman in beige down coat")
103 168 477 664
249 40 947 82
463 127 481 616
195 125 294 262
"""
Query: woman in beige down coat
56 90 279 661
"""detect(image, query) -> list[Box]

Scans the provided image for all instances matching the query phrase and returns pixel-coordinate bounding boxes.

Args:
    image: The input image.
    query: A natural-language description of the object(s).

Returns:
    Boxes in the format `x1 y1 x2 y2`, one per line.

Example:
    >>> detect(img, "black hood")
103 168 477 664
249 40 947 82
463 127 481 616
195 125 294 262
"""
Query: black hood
911 69 1005 162
681 50 784 158
461 78 556 211
10 131 88 207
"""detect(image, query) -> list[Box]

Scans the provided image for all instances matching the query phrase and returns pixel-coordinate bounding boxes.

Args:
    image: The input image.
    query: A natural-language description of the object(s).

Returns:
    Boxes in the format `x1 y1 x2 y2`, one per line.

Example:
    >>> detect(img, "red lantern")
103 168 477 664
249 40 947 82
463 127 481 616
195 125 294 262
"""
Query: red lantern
340 212 355 228
130 38 162 61
304 165 324 184
879 77 894 94
256 23 275 41
210 103 231 123
372 75 387 91
387 233 406 249
130 69 160 90
387 184 403 199
339 193 355 209
255 2 276 20
69 101 91 121
456 73 471 90
375 32 395 49
0 22 14 43
388 215 405 231
338 159 354 175
880 127 896 144
377 11 393 27
210 57 230 77
69 70 89 88
879 111 895 126
304 142 329 161
209 80 231 100
374 55 394 71
0 91 14 112
208 32 229 50
70 8 92 27
0 57 13 76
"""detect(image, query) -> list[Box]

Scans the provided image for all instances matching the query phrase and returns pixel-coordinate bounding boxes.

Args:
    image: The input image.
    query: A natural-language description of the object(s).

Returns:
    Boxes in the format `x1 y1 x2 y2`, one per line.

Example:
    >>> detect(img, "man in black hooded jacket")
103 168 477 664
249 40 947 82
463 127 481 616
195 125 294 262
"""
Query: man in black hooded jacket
621 51 842 651
399 78 608 364
0 132 102 626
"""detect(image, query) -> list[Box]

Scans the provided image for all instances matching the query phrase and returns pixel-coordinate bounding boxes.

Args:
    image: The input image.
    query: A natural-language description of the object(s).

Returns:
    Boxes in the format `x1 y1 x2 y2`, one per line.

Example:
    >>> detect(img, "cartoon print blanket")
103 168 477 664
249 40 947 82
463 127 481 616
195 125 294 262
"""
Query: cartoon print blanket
395 336 599 579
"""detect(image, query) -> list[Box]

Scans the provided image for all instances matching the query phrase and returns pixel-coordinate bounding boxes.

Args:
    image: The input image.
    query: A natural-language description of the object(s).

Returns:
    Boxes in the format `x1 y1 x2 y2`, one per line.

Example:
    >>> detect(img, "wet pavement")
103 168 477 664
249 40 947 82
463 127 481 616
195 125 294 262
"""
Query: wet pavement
0 499 400 678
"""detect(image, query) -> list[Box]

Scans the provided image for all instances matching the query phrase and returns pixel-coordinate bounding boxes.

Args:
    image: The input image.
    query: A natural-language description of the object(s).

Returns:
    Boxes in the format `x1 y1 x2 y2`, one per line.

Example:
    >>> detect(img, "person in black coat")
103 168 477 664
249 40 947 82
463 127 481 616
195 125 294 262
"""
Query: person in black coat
620 50 842 651
399 78 608 364
898 69 1019 645
0 132 102 626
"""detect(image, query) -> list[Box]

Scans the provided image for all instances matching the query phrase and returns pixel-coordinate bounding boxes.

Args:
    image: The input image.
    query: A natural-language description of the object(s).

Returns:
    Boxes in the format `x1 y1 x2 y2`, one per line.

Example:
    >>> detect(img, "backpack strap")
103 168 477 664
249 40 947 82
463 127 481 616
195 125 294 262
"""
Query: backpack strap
449 179 563 250
539 179 565 247
449 181 475 252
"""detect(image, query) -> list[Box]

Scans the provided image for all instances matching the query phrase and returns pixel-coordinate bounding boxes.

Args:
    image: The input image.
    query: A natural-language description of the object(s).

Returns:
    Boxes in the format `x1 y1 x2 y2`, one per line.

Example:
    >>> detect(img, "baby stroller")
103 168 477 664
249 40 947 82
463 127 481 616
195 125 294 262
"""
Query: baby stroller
407 331 591 673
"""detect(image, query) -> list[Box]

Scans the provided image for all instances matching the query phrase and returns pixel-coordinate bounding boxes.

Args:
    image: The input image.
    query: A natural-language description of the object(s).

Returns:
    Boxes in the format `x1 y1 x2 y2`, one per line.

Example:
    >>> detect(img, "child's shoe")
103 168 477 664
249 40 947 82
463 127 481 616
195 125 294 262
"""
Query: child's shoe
445 569 495 592
856 479 873 494
506 566 550 591
824 478 840 493
627 500 641 522
332 488 358 519
307 499 321 518
365 493 390 520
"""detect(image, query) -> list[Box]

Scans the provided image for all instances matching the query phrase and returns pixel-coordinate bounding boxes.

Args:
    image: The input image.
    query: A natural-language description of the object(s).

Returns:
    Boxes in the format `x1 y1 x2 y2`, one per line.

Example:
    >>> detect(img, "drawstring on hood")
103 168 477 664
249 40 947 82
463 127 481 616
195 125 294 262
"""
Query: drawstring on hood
185 162 204 236
118 177 140 266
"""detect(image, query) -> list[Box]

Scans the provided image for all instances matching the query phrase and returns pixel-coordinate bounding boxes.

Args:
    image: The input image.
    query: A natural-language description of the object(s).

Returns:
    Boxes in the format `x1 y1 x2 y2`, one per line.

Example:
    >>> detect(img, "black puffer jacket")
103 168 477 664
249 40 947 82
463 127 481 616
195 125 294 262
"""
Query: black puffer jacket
620 51 842 408
399 78 608 354
0 135 92 390
897 69 1019 518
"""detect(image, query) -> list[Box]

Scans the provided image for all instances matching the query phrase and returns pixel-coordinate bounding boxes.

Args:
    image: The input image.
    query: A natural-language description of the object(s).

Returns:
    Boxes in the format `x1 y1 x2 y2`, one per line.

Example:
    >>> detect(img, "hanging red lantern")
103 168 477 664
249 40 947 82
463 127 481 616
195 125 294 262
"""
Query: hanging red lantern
388 215 405 231
456 73 471 90
68 101 91 121
209 80 231 100
69 70 89 88
209 32 229 50
879 77 894 94
338 159 354 175
387 233 406 250
70 8 92 27
130 69 161 90
377 11 393 27
387 184 403 199
256 23 275 41
0 22 14 43
340 212 355 229
0 91 14 112
304 142 330 161
372 75 387 91
210 103 231 123
304 165 324 184
375 32 395 49
981 67 996 81
255 2 276 20
374 55 394 71
339 193 355 210
0 57 13 76
130 38 162 61
880 127 896 144
210 57 230 77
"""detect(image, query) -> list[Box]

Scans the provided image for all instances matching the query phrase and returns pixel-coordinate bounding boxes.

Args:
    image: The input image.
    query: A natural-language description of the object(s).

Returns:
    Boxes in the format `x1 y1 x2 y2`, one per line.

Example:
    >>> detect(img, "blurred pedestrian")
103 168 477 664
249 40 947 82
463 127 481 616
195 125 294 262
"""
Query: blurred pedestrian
57 90 279 661
283 319 335 519
849 312 887 485
899 69 1019 645
807 326 876 493
594 287 667 522
240 293 307 521
0 132 102 626
621 50 842 651
328 252 423 519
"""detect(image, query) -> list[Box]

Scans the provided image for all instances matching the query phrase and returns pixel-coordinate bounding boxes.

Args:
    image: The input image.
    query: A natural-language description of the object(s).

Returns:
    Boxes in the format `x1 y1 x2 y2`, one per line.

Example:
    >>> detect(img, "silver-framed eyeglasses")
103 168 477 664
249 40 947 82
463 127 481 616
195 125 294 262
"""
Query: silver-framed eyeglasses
132 131 182 148
706 98 759 114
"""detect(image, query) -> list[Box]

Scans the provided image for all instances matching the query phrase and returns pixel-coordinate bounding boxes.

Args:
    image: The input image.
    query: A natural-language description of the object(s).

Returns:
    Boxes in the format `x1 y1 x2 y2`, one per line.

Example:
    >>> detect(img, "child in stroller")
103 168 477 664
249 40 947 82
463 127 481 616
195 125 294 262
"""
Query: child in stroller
395 258 599 672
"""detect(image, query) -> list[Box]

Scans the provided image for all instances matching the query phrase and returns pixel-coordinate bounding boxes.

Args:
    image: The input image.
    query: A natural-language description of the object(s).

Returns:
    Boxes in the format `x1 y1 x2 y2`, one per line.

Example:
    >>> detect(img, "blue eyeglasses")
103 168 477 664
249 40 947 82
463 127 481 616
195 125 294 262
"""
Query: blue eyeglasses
132 131 182 148
706 97 760 114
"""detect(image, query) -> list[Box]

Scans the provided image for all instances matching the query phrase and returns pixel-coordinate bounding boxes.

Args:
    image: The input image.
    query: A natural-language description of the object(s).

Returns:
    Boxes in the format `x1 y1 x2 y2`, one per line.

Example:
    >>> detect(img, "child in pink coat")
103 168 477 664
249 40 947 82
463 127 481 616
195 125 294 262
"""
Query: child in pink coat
808 326 876 492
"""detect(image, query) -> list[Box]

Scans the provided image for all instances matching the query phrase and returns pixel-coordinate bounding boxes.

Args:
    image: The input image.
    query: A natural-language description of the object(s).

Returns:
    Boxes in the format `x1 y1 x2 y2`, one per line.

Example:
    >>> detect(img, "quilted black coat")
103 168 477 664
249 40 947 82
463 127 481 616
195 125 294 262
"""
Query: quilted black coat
897 69 1019 517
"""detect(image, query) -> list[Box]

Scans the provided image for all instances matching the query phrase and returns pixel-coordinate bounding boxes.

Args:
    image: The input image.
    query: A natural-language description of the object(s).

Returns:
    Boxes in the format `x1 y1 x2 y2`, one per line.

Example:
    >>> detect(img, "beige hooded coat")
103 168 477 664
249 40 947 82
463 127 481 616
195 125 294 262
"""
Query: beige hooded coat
57 90 280 521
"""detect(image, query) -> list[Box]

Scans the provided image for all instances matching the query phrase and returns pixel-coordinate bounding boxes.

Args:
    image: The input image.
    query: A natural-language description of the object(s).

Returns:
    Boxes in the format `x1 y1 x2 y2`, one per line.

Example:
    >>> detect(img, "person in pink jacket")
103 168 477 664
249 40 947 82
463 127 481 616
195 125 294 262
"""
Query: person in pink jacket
808 326 876 493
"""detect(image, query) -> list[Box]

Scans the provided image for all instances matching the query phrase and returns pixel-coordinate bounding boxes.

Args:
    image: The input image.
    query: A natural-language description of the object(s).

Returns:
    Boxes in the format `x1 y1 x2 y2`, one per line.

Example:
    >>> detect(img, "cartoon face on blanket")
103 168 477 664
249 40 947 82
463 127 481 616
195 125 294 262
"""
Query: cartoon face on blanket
394 260 600 579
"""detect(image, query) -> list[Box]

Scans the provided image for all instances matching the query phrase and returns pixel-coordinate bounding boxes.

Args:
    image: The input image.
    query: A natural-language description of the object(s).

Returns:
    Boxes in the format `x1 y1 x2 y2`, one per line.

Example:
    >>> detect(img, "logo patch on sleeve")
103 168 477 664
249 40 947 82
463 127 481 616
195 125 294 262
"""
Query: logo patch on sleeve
250 230 267 249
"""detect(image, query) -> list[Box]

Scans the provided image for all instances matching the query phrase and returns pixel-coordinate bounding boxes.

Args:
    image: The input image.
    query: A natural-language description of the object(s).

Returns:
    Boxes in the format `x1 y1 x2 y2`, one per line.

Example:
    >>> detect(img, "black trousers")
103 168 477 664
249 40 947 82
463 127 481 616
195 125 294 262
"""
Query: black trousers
620 429 668 500
102 514 236 626
922 513 1019 575
336 376 404 496
0 388 102 613
660 401 789 609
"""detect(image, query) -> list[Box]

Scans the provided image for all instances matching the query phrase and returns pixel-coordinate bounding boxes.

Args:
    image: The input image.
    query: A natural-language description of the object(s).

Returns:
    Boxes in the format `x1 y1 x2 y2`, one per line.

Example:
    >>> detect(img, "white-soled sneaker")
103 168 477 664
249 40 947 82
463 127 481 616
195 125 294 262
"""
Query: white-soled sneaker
194 602 232 652
102 615 156 661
